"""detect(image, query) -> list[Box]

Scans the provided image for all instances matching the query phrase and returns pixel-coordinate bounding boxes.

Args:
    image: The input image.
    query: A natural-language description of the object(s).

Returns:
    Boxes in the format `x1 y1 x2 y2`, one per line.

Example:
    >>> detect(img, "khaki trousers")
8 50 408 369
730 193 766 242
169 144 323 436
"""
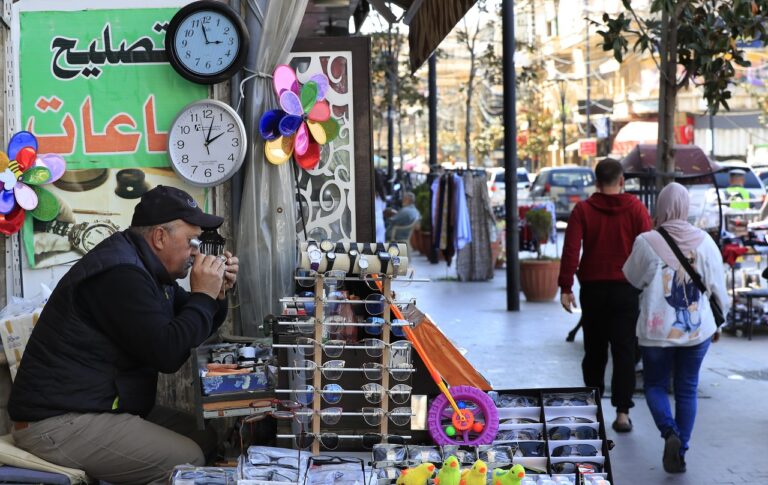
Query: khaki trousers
11 407 209 485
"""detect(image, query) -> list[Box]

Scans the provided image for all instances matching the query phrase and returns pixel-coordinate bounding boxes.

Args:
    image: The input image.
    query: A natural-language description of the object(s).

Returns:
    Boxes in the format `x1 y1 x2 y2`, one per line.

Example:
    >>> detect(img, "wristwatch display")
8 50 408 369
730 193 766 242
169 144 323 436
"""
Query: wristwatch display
42 219 120 254
358 244 371 277
376 243 391 275
307 241 322 272
392 256 401 275
387 243 400 258
348 245 359 276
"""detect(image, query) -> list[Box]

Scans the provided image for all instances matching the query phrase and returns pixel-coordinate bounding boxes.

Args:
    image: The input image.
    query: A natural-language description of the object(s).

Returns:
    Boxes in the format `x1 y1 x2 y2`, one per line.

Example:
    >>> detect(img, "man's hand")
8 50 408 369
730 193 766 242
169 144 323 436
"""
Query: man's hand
561 292 577 313
218 251 239 300
190 254 226 300
712 330 721 343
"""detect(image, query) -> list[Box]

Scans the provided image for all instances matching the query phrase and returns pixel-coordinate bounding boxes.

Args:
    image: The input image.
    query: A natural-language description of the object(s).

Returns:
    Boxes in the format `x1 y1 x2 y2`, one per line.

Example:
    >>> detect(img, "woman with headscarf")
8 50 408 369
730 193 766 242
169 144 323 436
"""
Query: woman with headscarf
623 182 728 474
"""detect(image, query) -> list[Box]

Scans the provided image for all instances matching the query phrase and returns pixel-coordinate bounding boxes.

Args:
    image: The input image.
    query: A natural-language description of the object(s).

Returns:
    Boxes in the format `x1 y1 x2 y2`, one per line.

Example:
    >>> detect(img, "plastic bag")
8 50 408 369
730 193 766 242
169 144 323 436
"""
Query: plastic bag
0 285 51 380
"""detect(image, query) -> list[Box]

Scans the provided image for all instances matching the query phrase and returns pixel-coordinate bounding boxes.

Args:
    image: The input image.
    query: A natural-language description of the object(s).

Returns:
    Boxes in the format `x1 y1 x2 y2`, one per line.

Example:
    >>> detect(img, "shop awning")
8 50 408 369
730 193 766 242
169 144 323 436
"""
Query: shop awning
621 144 721 179
612 121 658 156
405 0 478 72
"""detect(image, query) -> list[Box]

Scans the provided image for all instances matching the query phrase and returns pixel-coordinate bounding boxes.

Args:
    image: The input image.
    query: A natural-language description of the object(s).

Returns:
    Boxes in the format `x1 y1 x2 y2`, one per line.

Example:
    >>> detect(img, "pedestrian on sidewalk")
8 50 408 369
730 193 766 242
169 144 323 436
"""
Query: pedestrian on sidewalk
623 182 728 473
558 158 652 433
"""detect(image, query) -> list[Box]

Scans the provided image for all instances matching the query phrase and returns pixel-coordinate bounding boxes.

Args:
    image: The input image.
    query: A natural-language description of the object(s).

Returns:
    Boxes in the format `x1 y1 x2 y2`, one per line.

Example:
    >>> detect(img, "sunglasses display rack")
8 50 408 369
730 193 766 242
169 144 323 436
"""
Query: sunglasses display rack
487 387 613 483
274 242 416 455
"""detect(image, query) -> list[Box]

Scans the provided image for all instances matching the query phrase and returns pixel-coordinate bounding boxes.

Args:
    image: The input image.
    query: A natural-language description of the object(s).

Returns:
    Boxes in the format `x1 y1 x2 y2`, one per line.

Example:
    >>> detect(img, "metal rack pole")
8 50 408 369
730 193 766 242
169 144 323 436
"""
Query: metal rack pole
380 275 392 437
312 274 323 455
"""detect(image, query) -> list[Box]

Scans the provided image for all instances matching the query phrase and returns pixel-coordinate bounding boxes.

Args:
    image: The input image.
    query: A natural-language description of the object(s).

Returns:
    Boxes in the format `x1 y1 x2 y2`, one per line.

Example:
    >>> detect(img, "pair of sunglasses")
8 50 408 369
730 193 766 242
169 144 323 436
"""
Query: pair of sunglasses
365 317 411 337
547 416 595 424
361 406 413 426
287 383 412 406
551 444 599 457
550 461 603 474
548 425 598 441
492 394 539 408
362 362 414 382
479 441 545 460
284 359 347 381
295 432 407 450
495 428 542 441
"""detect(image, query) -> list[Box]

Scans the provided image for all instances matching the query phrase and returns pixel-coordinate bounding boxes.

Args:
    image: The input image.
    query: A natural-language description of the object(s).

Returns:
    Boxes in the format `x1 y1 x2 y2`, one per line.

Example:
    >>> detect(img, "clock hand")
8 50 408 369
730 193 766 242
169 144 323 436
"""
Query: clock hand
205 115 215 144
206 131 225 145
199 121 210 155
201 24 211 44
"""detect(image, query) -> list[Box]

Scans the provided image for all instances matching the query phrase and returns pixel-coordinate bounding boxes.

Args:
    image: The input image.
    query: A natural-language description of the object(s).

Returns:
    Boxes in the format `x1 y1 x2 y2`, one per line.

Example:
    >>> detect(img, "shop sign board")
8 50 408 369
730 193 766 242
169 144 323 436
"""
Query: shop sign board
13 0 207 170
10 1 209 280
578 138 597 158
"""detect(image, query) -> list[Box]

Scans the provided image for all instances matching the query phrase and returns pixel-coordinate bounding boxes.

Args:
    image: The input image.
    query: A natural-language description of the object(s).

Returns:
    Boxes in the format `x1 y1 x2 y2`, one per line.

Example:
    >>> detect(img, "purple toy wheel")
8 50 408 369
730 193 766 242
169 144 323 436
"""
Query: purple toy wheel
427 385 499 446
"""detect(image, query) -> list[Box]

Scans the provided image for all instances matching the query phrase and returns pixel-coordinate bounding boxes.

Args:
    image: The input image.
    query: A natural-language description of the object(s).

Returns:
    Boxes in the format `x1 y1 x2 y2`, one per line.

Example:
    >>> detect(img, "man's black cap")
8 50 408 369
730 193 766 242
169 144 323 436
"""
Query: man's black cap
131 185 223 229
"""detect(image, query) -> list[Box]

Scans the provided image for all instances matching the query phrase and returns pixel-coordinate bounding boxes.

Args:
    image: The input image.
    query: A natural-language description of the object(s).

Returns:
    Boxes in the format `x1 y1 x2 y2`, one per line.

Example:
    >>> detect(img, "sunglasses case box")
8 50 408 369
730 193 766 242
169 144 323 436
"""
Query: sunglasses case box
201 367 271 396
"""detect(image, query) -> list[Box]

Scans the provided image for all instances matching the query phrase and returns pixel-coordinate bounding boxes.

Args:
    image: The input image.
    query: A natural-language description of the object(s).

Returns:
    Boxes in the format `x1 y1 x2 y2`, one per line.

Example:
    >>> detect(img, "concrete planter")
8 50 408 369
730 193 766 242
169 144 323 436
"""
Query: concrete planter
520 259 561 302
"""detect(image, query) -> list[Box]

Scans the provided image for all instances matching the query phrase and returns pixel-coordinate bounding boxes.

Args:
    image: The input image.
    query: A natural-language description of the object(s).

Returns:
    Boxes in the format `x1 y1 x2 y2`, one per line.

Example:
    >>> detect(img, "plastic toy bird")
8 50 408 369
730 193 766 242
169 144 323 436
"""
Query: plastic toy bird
396 462 435 485
434 456 461 485
493 464 525 485
460 459 487 485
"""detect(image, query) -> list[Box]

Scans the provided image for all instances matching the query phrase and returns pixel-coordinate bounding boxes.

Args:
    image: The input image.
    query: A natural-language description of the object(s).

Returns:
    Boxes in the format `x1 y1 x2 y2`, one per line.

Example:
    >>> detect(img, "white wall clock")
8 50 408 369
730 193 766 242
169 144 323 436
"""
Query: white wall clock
165 0 249 84
168 99 246 187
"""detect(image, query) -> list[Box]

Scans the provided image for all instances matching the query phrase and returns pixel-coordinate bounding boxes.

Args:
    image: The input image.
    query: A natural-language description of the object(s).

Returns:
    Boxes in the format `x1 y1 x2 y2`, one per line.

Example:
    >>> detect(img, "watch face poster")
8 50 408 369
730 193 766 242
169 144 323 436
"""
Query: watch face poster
22 168 206 269
13 0 206 170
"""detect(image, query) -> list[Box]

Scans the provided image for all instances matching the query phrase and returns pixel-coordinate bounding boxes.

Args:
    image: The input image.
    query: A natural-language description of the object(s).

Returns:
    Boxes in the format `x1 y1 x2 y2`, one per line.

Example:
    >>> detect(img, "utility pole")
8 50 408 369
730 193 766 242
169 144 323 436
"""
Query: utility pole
429 54 437 170
557 79 566 165
584 0 591 166
503 0 520 312
386 22 395 186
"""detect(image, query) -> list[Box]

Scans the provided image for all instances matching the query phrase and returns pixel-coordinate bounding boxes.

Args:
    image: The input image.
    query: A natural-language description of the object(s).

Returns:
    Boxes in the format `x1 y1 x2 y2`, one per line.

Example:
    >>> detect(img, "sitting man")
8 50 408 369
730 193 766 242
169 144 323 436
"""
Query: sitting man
8 185 239 485
725 168 750 210
385 191 420 241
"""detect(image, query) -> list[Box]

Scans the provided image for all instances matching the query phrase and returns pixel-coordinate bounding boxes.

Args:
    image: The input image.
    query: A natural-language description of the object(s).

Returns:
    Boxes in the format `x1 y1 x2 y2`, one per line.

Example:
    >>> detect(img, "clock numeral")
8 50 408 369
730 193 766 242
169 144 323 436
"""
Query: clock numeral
181 154 189 163
176 140 185 149
227 123 234 133
195 57 201 66
180 125 190 135
217 18 221 27
203 109 213 119
190 19 200 28
185 50 191 59
223 27 230 35
203 15 211 24
205 168 212 178
205 61 212 70
191 165 198 174
181 39 188 48
218 164 225 173
228 37 234 45
184 29 194 38
225 49 231 57
217 58 223 66
228 154 235 161
190 113 199 123
232 138 240 147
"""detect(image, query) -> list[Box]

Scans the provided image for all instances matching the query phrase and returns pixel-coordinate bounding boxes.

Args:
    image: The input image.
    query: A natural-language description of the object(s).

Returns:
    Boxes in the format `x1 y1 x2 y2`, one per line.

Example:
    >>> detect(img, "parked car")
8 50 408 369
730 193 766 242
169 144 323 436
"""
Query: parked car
529 166 596 220
486 167 532 207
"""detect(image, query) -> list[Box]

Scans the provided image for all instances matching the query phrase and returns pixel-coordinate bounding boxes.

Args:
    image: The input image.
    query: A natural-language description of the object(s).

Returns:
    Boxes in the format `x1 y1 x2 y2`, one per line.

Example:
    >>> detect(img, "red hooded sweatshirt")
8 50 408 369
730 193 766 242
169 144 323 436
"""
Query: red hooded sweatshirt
558 192 652 293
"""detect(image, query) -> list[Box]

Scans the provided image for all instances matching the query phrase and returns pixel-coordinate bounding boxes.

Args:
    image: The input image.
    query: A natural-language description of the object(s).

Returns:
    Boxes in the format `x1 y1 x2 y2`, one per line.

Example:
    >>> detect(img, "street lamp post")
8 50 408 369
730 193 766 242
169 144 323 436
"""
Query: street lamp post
556 78 567 165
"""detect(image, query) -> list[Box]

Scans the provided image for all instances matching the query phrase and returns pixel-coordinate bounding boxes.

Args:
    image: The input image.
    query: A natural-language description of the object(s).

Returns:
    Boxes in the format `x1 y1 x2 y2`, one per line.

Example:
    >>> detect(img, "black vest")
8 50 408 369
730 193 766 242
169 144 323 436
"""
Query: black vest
9 232 175 421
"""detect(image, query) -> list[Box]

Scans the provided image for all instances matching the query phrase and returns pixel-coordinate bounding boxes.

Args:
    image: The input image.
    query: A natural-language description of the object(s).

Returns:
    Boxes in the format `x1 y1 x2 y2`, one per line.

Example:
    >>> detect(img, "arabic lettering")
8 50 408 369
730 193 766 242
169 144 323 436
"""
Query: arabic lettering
25 95 169 156
51 24 167 80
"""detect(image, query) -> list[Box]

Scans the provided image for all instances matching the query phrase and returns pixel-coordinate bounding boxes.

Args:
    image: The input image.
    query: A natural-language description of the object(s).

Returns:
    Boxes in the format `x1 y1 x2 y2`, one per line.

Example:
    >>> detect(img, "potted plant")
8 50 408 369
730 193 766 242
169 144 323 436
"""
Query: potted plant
520 207 560 302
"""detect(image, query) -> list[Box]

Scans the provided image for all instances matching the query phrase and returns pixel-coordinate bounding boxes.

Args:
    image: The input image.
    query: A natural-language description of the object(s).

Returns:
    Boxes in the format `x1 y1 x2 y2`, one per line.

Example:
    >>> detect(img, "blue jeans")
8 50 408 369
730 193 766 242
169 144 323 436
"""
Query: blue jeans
641 338 711 455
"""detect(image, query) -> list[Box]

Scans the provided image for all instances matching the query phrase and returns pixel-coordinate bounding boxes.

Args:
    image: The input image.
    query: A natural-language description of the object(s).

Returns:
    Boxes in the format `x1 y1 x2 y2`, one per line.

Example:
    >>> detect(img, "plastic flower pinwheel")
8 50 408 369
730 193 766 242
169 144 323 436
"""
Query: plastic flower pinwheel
259 64 340 170
0 131 66 235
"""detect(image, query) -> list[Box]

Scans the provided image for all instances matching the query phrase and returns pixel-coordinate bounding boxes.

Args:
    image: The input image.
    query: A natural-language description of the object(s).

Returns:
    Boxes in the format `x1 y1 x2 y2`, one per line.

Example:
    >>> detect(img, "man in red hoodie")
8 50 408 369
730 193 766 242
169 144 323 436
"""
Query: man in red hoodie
559 158 652 433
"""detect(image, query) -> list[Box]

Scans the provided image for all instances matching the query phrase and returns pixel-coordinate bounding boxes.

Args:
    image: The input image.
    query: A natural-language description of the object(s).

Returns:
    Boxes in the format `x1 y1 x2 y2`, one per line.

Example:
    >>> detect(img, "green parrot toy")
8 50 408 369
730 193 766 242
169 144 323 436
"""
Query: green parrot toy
434 456 461 485
492 464 526 485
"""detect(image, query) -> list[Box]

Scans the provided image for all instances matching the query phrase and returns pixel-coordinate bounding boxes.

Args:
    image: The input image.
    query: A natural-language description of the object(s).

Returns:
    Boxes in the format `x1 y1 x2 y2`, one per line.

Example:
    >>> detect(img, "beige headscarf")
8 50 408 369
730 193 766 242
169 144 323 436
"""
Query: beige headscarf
640 182 707 269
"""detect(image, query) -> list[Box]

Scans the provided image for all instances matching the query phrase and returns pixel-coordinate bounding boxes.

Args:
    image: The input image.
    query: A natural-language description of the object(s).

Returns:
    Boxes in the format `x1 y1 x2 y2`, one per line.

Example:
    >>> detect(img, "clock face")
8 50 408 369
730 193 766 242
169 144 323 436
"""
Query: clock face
168 100 247 187
165 1 249 84
173 10 239 76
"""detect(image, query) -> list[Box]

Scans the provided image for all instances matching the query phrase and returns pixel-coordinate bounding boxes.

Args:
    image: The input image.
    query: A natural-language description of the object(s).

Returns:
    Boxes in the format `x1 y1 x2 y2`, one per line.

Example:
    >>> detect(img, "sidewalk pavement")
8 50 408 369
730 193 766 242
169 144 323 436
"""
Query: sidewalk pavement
403 254 768 485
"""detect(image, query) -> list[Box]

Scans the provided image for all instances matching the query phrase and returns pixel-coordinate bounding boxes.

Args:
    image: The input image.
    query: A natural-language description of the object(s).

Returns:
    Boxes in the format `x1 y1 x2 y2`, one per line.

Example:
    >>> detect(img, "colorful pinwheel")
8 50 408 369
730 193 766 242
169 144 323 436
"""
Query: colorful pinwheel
0 131 66 235
259 64 340 170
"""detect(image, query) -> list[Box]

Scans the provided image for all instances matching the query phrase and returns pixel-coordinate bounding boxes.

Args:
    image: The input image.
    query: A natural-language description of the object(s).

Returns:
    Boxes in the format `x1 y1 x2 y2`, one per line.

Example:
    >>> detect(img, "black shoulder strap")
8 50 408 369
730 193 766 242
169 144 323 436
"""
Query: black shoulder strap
656 227 707 294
